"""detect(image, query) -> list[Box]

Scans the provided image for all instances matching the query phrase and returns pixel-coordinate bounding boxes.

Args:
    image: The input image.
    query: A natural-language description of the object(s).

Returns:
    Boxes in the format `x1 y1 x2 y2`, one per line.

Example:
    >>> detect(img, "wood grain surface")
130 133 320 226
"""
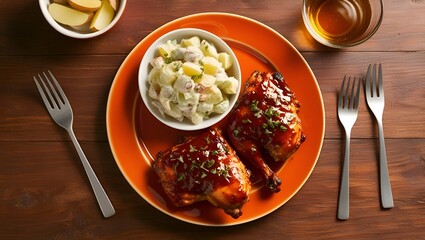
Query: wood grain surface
1 0 424 239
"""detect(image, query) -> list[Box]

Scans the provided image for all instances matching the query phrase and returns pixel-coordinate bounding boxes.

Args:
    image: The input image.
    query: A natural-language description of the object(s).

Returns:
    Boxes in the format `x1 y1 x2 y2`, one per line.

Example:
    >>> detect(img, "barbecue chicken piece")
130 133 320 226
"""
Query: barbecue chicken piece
226 71 305 192
153 128 251 219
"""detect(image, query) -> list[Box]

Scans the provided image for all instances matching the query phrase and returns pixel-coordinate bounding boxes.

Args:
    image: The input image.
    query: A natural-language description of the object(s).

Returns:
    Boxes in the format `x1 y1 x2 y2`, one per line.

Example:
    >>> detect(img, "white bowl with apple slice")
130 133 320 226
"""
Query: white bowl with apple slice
39 0 126 39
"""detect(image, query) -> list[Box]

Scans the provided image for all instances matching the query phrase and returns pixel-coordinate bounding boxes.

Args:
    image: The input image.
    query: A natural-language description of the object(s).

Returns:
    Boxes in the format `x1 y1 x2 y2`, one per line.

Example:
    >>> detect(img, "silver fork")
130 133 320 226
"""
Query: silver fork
365 63 394 209
34 71 115 218
337 76 361 220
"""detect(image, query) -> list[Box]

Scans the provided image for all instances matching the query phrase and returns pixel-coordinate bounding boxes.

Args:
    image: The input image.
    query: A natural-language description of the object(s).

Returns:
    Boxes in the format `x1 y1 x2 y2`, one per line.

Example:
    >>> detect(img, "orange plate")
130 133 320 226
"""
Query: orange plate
107 13 325 226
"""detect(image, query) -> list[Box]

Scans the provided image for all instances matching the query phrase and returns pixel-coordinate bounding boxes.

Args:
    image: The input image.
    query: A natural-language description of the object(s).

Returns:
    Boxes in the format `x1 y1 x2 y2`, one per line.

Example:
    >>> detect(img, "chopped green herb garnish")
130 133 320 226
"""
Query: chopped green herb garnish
254 110 263 118
189 145 197 152
224 147 229 153
200 164 208 172
242 119 252 124
173 62 182 71
217 165 231 181
250 100 260 112
173 161 180 173
164 57 173 64
265 107 279 118
190 161 199 172
206 159 215 168
177 173 185 181
264 128 273 135
191 73 203 81
267 119 279 129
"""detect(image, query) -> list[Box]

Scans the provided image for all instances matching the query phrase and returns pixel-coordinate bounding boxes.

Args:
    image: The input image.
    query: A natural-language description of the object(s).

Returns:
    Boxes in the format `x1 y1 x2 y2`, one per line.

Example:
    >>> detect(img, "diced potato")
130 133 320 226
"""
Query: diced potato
158 40 178 58
149 84 159 99
204 85 223 104
171 48 187 60
164 62 180 73
148 66 160 84
196 74 216 87
217 52 233 70
213 98 230 114
165 104 184 122
48 3 93 27
202 56 222 75
181 36 201 47
190 112 204 125
182 62 203 77
214 70 228 86
89 0 115 31
177 92 200 106
148 83 160 100
68 0 102 12
158 45 171 58
159 96 171 112
151 100 165 116
157 66 177 86
183 46 203 62
197 102 214 114
150 57 165 69
200 40 218 59
174 75 194 93
178 102 196 116
219 77 239 94
159 85 174 99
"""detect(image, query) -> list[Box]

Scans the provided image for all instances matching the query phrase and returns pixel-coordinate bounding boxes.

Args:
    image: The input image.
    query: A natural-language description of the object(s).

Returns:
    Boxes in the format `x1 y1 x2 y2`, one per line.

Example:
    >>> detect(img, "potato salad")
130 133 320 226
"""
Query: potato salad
147 36 239 125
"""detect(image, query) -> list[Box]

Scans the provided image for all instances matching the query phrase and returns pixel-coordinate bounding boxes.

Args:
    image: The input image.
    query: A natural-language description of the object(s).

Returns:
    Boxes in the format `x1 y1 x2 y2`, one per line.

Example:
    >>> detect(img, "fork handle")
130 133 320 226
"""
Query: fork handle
338 133 350 220
67 128 116 218
377 121 394 208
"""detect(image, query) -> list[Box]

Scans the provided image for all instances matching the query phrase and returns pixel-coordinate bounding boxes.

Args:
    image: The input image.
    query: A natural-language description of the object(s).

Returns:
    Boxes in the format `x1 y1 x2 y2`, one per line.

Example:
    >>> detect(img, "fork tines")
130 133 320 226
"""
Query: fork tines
34 71 69 111
366 63 384 99
339 75 361 110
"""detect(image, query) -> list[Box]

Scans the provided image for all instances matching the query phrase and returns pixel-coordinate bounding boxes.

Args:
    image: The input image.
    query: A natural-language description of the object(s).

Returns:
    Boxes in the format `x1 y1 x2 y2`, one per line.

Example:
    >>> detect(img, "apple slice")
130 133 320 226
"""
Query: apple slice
68 0 102 12
108 0 119 11
89 0 115 31
48 3 93 27
52 0 69 4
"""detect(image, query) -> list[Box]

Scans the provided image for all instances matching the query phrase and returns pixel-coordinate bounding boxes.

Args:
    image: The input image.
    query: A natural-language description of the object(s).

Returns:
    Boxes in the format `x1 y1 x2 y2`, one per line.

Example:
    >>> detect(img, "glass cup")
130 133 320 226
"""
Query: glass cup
302 0 383 48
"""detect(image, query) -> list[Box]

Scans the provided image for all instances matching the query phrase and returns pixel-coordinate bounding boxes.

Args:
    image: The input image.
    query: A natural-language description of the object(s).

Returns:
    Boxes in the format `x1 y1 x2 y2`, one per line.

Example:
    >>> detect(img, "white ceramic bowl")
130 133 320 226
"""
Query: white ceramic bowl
39 0 127 39
138 28 241 131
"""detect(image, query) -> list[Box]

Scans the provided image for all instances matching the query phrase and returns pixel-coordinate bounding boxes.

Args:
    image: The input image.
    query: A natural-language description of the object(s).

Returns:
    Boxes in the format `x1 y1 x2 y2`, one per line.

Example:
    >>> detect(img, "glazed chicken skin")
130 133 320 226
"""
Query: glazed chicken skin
153 128 251 219
226 71 305 192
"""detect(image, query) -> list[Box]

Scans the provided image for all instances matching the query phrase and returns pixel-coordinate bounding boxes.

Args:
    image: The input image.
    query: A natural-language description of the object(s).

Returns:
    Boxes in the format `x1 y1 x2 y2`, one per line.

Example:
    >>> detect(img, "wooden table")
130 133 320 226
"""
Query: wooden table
1 1 424 239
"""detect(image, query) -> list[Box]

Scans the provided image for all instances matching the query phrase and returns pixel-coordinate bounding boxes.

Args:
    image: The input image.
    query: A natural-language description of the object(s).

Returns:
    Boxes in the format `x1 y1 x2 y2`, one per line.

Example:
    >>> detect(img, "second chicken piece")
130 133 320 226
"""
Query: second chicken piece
226 71 305 192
